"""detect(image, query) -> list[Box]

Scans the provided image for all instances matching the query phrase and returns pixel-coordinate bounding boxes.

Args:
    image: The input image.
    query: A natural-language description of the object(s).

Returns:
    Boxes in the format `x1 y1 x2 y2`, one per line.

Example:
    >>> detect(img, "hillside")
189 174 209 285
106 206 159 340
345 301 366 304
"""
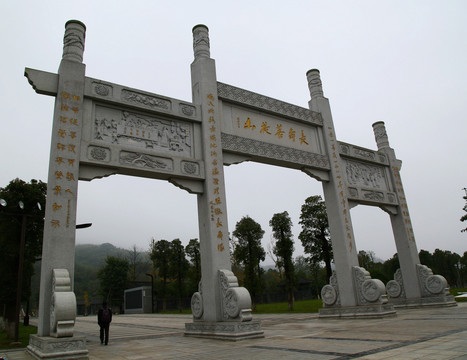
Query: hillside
75 242 130 268
30 243 151 309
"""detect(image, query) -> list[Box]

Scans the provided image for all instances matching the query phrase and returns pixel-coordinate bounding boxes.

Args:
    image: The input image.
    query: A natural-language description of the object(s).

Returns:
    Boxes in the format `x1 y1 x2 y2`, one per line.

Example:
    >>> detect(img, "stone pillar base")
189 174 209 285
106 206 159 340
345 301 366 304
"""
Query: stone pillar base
390 295 457 309
27 335 88 360
184 321 264 341
319 303 396 319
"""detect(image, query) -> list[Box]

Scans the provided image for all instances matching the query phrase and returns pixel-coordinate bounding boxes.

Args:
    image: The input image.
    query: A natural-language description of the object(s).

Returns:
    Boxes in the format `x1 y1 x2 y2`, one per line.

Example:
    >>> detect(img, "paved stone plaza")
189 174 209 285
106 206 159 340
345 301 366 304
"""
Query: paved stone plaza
3 303 466 360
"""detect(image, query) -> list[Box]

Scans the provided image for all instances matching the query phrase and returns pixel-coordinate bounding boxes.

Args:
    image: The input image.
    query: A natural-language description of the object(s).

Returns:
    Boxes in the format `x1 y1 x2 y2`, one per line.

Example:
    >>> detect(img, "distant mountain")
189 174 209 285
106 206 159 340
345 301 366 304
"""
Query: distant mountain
75 242 129 269
29 242 151 309
73 243 151 300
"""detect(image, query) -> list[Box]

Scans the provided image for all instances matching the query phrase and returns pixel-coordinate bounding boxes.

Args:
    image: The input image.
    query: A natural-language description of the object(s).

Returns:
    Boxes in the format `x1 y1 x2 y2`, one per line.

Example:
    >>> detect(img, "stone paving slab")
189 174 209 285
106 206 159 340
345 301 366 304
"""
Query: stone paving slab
2 303 467 359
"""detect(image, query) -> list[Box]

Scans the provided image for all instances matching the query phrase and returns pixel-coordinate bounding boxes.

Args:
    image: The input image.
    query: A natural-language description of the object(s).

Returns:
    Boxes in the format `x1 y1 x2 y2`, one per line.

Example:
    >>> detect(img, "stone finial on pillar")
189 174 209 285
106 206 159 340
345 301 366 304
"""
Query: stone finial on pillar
372 121 390 150
192 24 210 59
306 69 324 98
62 20 86 63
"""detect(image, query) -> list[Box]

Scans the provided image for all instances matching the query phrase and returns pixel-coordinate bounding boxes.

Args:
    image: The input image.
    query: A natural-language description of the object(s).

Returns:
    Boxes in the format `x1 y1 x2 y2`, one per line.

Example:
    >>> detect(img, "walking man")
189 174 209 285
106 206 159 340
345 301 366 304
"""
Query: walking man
97 301 112 345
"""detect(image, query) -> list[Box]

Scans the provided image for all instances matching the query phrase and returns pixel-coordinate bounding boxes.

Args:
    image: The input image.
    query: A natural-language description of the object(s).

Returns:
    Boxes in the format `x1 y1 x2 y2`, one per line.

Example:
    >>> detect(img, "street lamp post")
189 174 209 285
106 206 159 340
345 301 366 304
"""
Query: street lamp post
14 213 27 341
456 261 463 288
146 273 154 313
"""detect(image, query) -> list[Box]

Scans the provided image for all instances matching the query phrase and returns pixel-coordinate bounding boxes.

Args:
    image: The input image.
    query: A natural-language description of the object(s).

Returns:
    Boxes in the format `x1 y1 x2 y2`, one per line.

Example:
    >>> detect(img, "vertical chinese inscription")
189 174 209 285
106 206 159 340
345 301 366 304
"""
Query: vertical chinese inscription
206 94 226 252
392 166 415 242
328 127 354 250
51 91 81 229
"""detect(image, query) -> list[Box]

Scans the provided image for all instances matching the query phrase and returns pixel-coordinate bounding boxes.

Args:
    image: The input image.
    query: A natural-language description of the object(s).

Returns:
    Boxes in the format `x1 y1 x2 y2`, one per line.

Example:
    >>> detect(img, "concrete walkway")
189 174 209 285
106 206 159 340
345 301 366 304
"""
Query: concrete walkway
2 303 466 359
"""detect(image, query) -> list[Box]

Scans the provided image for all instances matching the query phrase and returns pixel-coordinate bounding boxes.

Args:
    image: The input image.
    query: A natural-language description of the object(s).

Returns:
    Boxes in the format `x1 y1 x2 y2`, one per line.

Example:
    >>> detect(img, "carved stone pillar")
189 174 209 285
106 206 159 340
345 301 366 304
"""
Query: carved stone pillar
184 25 263 339
374 122 456 308
308 70 395 318
373 121 423 301
27 20 88 359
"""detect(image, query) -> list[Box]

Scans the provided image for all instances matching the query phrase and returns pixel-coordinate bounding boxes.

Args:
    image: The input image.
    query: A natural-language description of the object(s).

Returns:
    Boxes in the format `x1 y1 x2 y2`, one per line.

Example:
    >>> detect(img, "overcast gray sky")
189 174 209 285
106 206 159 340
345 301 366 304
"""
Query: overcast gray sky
1 1 466 265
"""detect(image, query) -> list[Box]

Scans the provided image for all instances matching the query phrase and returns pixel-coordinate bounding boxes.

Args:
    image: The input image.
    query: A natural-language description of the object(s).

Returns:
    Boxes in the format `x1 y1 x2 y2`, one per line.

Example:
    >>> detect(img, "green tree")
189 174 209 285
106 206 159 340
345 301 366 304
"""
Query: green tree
460 252 467 287
431 249 461 286
262 268 282 302
419 249 462 287
294 256 327 299
127 244 141 282
0 178 46 339
169 239 189 312
74 243 129 302
149 238 171 311
382 253 400 282
294 256 311 280
270 211 295 310
358 250 375 269
461 188 467 232
232 216 265 309
419 249 433 268
298 195 333 281
357 250 390 283
97 256 130 312
185 238 201 293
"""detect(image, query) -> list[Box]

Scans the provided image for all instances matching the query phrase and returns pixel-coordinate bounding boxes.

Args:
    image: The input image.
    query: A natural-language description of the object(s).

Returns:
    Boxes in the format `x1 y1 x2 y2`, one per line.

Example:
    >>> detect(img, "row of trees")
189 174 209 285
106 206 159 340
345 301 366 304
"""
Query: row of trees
1 177 466 339
101 197 332 314
70 242 467 317
148 238 200 312
232 212 297 310
91 188 467 314
231 196 332 311
0 179 46 338
96 196 329 313
95 238 202 313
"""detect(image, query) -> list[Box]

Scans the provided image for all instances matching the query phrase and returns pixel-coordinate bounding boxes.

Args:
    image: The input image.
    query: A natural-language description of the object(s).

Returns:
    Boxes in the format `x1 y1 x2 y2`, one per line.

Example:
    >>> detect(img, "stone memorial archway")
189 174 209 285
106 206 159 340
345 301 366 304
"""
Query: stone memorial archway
25 21 454 359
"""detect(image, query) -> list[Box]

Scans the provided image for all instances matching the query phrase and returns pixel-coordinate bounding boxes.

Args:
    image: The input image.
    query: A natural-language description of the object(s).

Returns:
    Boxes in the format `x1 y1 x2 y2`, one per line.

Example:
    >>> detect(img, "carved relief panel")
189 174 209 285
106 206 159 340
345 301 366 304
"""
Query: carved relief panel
343 159 388 190
342 158 398 206
93 105 193 158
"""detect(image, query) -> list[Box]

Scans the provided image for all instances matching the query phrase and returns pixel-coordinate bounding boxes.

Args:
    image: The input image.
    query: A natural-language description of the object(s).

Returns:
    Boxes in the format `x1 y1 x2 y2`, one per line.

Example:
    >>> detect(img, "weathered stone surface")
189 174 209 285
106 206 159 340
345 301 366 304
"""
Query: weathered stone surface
387 265 457 308
185 321 264 341
27 335 88 360
319 304 396 318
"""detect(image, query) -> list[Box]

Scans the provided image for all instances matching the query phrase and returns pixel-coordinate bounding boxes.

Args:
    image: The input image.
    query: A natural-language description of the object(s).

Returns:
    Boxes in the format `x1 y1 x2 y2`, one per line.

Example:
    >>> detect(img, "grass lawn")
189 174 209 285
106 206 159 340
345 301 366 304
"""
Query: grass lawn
160 299 323 315
254 299 322 313
0 324 36 350
451 287 467 302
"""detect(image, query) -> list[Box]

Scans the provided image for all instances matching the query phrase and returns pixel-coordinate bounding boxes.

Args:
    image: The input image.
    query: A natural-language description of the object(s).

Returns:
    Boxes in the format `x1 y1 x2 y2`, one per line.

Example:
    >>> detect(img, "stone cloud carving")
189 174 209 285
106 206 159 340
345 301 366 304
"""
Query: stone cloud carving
50 269 76 338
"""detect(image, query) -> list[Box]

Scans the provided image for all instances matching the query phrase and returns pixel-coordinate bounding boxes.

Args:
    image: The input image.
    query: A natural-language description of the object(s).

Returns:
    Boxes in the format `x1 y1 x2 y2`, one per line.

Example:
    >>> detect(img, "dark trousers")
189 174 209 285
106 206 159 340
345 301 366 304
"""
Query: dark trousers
99 324 110 345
